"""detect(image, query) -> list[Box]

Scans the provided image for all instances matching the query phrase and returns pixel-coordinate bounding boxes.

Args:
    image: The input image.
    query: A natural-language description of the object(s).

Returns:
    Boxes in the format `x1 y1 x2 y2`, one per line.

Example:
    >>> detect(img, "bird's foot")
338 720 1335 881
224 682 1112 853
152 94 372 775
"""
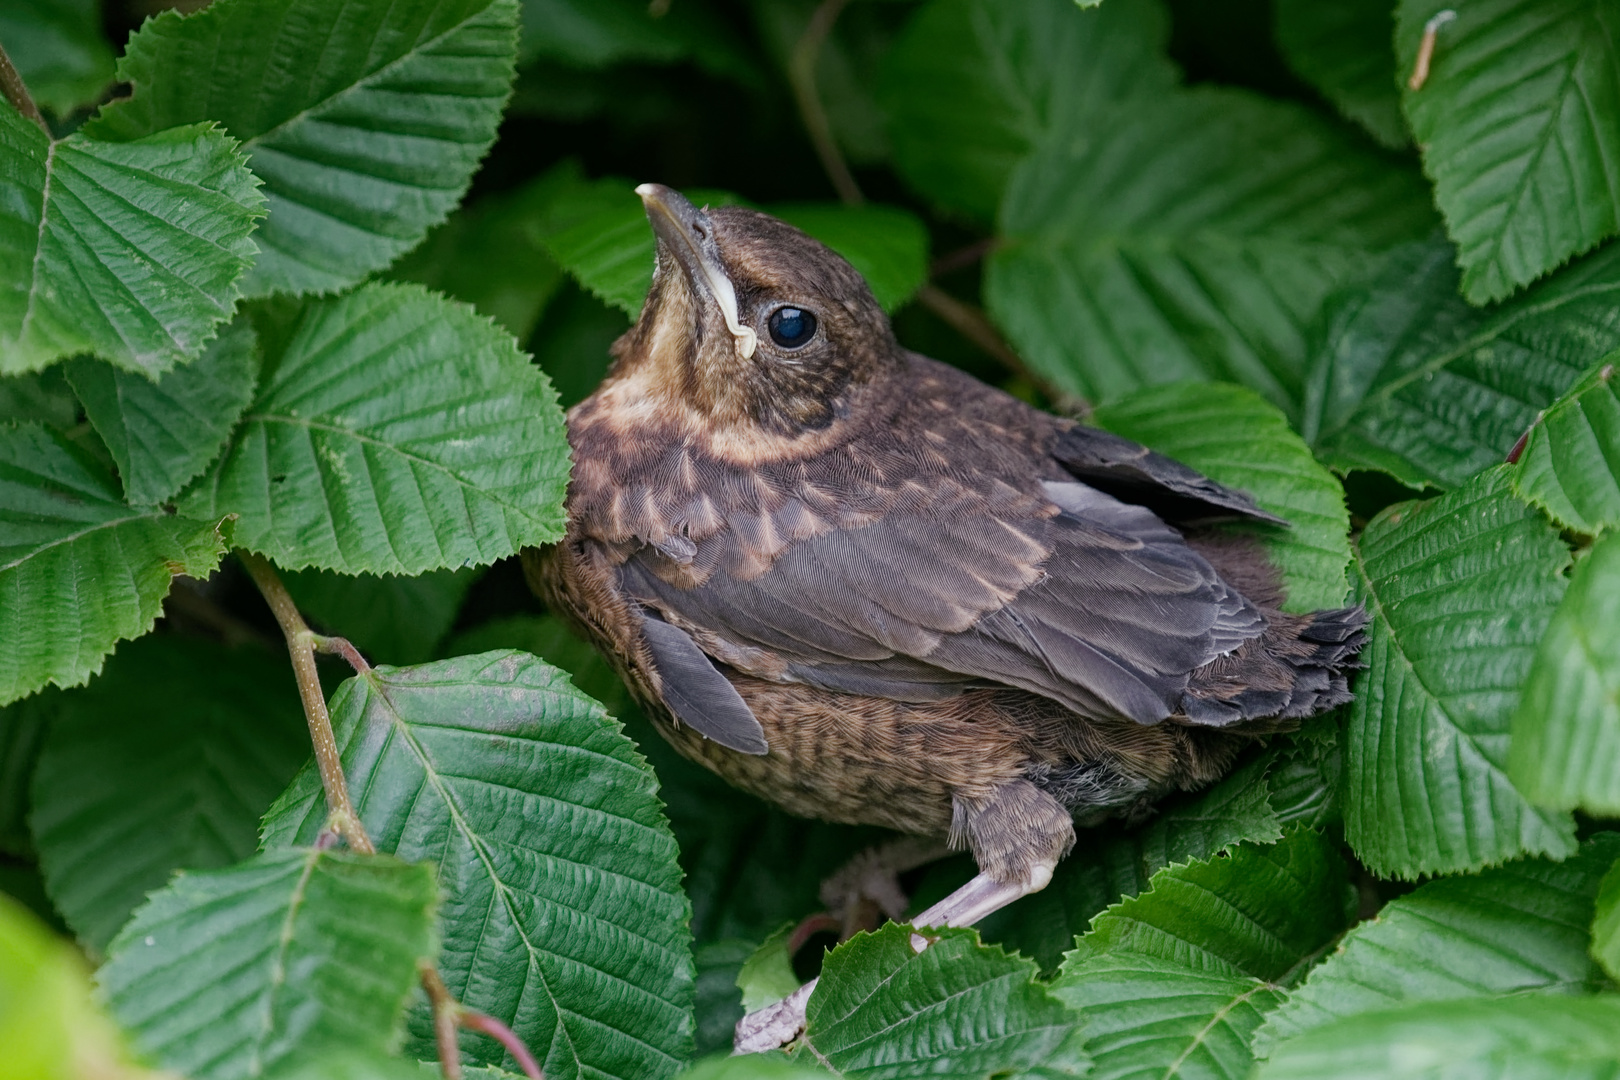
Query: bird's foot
818 835 952 939
734 979 816 1054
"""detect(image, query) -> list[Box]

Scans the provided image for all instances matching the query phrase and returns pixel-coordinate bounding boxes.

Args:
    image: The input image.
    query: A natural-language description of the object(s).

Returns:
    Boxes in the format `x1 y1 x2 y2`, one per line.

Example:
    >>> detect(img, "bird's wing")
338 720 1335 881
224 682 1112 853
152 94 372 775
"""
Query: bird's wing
1051 425 1287 526
618 478 1264 726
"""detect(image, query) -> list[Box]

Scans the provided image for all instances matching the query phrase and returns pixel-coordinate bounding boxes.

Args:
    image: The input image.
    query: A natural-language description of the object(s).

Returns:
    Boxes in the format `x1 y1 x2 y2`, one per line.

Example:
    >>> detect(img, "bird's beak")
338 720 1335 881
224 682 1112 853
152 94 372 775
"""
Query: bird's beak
636 183 757 359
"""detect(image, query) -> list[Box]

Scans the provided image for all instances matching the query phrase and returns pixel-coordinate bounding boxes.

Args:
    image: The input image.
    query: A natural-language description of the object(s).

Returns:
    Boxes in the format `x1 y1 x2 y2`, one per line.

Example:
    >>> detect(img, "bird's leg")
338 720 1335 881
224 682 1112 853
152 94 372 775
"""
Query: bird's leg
735 780 1074 1054
817 834 954 940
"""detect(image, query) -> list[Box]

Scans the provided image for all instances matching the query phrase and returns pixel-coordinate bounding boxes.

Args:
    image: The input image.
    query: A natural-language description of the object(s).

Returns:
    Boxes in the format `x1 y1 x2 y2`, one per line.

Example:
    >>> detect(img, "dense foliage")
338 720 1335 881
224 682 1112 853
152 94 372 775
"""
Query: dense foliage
2 0 1619 1077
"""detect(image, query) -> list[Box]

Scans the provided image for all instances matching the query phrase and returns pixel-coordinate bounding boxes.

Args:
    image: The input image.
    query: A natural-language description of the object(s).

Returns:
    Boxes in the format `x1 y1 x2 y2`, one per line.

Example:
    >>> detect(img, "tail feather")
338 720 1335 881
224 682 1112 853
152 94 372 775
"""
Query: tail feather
1179 605 1368 728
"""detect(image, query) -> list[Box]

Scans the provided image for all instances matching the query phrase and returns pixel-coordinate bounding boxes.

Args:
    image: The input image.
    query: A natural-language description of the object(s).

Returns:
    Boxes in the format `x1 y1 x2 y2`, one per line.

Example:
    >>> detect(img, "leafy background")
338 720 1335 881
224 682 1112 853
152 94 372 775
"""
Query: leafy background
3 0 1620 1077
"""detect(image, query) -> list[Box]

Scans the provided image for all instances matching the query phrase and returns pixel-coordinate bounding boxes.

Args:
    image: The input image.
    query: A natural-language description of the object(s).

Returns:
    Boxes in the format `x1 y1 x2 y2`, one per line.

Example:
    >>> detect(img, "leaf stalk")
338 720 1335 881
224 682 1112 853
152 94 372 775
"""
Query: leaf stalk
237 550 375 855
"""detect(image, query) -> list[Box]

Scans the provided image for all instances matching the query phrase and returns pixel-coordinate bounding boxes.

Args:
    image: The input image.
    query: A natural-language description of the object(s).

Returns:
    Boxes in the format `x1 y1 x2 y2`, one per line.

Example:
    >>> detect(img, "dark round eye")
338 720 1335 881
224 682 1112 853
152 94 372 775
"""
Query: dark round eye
767 306 817 349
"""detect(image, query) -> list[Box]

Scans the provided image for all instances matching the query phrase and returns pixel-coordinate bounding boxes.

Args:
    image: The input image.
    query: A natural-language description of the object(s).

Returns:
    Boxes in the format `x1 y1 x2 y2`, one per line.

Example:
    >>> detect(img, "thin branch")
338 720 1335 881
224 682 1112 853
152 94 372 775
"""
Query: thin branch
789 0 862 207
238 550 375 855
421 964 465 1080
460 1011 544 1079
930 237 999 280
0 38 50 137
312 633 372 675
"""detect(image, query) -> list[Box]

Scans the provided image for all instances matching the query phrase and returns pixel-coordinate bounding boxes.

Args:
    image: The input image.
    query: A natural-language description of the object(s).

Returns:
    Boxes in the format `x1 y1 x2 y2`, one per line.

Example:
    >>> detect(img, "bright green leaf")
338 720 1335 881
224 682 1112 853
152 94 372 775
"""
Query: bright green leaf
1254 995 1620 1080
99 848 439 1080
178 282 568 575
1512 357 1620 533
29 636 307 951
769 204 929 312
63 319 258 506
1274 0 1406 149
259 651 694 1080
1254 833 1620 1056
1091 381 1352 612
797 924 1089 1078
1066 829 1352 984
282 565 480 665
988 87 1434 411
1593 858 1620 982
1051 952 1283 1080
0 892 150 1080
0 108 263 377
85 0 520 297
1307 238 1620 489
1345 467 1578 878
0 424 228 705
1396 0 1620 304
736 923 799 1014
0 0 114 118
1266 723 1344 829
1508 530 1620 813
879 0 1177 222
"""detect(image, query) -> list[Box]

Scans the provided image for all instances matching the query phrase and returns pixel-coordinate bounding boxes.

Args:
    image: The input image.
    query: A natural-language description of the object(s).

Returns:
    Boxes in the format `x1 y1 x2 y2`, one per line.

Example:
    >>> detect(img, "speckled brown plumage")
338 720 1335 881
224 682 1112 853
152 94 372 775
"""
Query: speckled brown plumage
525 186 1366 901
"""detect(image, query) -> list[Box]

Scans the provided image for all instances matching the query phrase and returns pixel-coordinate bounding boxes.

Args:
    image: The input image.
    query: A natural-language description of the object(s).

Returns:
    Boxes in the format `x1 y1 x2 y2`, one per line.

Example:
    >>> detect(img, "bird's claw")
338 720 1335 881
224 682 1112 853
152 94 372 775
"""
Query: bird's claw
734 980 816 1054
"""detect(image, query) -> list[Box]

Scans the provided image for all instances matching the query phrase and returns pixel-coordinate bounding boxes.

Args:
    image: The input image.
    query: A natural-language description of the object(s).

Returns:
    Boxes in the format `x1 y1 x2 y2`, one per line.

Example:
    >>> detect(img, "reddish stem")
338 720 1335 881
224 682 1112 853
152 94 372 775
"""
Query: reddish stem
460 1011 544 1079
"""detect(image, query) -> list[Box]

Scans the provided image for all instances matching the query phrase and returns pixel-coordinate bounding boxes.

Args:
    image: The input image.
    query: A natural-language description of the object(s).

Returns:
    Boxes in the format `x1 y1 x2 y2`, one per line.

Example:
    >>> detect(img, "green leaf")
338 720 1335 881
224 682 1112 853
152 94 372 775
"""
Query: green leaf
259 652 694 1080
529 283 629 409
0 108 264 377
1266 723 1344 830
879 0 1178 222
693 939 752 1057
1254 833 1620 1056
0 367 78 429
518 0 760 85
0 689 51 857
1307 237 1620 489
63 319 258 506
178 282 568 575
99 848 439 1080
29 636 307 951
539 180 928 316
1508 530 1620 813
797 924 1089 1078
0 0 114 118
1594 858 1620 982
988 87 1434 411
1254 995 1620 1080
1050 952 1283 1080
1090 381 1352 612
282 566 479 665
1066 830 1352 984
677 1054 825 1080
768 204 929 313
1396 0 1620 304
388 164 578 342
85 0 520 297
736 923 799 1014
1345 467 1578 878
1274 0 1406 149
1512 357 1620 533
0 892 149 1080
0 423 228 705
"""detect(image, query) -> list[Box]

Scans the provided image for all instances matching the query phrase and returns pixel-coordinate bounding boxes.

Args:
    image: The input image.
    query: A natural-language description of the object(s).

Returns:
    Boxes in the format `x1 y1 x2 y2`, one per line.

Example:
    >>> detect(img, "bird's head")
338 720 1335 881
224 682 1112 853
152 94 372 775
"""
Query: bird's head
611 184 898 438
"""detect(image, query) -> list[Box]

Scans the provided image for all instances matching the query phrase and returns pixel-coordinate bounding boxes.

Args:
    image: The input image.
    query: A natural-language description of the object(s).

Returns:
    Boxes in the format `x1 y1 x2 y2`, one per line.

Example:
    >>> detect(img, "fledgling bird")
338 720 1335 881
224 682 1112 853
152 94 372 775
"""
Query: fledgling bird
527 185 1366 1050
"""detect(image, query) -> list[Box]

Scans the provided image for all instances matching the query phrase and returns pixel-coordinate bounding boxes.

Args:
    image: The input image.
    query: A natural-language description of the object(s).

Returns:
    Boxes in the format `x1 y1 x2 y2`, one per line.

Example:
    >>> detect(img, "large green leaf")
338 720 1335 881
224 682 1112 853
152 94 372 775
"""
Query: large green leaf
0 367 77 429
260 651 694 1080
29 636 307 951
178 282 568 575
538 180 930 316
518 0 759 84
1594 859 1620 981
1064 829 1352 984
0 107 263 377
0 0 114 118
63 319 259 506
99 848 439 1080
1274 0 1406 149
0 689 51 857
793 924 1089 1078
1508 530 1620 813
1344 467 1577 878
1307 238 1620 489
1091 382 1352 612
1050 953 1283 1080
677 1056 824 1080
85 0 519 297
0 424 228 705
1253 833 1620 1056
1512 357 1620 533
282 566 479 665
988 87 1434 411
1396 0 1620 304
1254 995 1620 1080
879 0 1177 223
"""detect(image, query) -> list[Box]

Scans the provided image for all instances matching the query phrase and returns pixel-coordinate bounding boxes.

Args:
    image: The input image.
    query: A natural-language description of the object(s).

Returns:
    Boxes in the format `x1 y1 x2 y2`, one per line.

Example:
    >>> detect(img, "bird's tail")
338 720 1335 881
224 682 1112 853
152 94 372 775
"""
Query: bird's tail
1178 605 1369 728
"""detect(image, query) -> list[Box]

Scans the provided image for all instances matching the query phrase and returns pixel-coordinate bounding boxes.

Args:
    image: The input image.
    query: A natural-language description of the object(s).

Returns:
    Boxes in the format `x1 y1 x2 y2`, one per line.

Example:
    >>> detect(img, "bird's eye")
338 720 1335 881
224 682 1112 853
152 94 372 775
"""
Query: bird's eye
767 307 817 349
